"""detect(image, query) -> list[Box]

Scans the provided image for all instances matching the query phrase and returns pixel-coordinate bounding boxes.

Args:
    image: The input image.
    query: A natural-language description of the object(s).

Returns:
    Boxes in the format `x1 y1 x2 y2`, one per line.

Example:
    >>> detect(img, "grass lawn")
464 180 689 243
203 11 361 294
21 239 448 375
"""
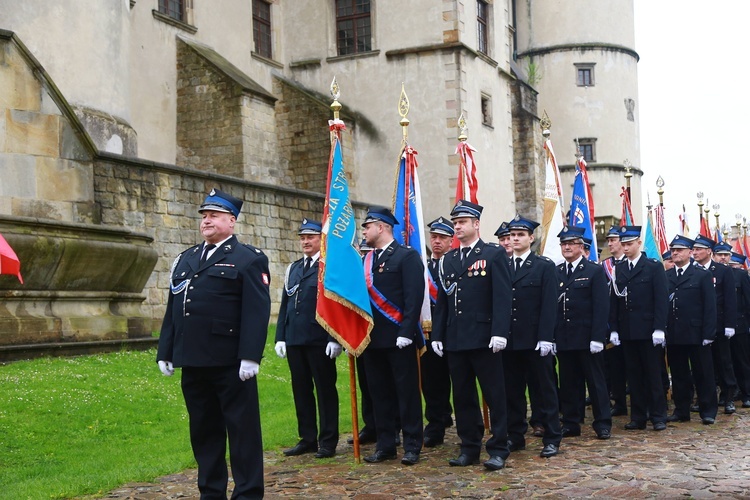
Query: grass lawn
0 330 359 499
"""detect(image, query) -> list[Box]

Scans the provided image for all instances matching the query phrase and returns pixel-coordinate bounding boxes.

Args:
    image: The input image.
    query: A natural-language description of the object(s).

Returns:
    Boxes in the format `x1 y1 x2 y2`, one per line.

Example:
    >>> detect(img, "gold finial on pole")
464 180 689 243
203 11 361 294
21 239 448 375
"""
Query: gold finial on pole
704 199 711 221
540 110 552 139
697 192 705 224
398 82 410 142
713 204 721 232
623 159 632 190
656 176 665 206
329 76 342 143
457 113 468 141
736 213 743 238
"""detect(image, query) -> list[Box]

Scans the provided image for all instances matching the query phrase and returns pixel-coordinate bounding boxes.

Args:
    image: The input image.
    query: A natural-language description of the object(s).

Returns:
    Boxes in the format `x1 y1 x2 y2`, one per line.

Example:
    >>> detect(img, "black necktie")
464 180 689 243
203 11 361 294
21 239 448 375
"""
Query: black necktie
677 268 683 277
515 257 523 271
303 257 312 273
432 258 438 269
567 262 574 278
373 249 383 270
200 244 216 266
629 261 634 271
461 247 471 262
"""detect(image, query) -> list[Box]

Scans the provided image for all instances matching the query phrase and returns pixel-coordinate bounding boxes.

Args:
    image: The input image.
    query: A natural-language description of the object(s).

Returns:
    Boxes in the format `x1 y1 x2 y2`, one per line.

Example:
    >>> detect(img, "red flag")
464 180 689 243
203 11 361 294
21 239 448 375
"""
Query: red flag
0 233 23 284
654 204 668 255
619 187 634 226
452 141 479 248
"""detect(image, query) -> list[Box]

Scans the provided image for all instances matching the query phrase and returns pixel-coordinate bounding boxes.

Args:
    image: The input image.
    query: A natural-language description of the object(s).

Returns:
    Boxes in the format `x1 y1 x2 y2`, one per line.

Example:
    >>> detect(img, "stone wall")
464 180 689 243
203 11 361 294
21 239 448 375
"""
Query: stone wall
510 80 543 222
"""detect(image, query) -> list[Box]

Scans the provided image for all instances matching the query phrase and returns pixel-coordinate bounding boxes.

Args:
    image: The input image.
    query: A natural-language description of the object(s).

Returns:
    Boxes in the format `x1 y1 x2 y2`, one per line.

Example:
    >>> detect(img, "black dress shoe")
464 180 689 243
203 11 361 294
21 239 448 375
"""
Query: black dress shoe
540 444 559 458
610 407 628 417
347 430 376 445
725 402 736 414
532 425 545 437
448 454 480 466
363 450 397 463
742 399 750 408
666 414 690 423
561 427 581 437
483 455 506 470
624 421 646 430
283 441 318 456
690 404 700 412
314 448 336 458
596 429 611 440
423 436 444 448
507 440 526 452
653 422 666 431
701 417 715 425
401 451 419 465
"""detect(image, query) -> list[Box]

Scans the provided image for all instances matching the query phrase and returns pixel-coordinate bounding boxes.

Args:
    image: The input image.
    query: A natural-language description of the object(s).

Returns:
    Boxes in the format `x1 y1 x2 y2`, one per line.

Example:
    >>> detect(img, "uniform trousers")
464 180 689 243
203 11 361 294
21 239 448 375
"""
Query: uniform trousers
557 350 612 434
667 344 717 419
712 334 738 401
420 345 453 440
181 365 264 500
605 345 628 412
446 348 509 459
621 340 667 424
730 334 750 399
504 350 562 447
355 355 377 436
287 345 338 450
362 346 423 454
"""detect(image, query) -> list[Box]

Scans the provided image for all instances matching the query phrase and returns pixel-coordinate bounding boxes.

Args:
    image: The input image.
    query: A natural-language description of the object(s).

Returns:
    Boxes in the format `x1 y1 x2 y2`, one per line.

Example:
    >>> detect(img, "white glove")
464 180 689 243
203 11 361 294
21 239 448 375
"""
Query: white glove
610 332 621 346
396 336 413 349
652 330 666 347
551 343 558 356
590 341 604 354
325 342 343 359
239 360 259 381
157 360 174 376
535 341 554 356
725 328 736 339
431 341 444 357
489 336 508 353
274 341 287 358
702 339 714 346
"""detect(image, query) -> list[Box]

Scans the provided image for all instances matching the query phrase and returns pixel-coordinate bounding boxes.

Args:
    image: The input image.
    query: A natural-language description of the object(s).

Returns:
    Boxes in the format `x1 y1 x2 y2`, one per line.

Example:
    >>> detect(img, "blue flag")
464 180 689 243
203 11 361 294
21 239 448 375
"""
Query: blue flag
569 166 598 262
643 212 662 261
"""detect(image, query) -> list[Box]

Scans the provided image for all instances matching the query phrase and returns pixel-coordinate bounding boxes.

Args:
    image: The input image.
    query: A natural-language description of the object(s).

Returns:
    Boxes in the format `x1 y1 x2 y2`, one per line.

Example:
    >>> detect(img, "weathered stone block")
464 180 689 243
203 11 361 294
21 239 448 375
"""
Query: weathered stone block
5 109 60 157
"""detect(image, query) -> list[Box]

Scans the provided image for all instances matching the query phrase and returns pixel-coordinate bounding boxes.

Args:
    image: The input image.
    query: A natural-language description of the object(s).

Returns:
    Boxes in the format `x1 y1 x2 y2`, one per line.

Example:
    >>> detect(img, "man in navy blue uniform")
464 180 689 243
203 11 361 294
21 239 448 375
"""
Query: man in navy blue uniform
664 235 718 424
693 235 738 414
432 200 512 471
157 188 271 499
504 215 561 458
554 226 612 439
360 206 424 466
609 225 669 431
603 225 628 417
421 216 455 448
727 251 750 408
494 221 512 257
275 219 342 458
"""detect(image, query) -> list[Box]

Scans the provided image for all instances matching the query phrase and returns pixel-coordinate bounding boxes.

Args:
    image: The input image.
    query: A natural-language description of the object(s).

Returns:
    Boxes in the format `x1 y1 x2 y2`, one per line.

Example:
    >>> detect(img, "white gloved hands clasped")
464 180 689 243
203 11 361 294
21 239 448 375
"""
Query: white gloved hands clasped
535 341 555 356
590 341 604 354
157 360 174 376
609 332 621 346
274 341 287 358
239 360 259 381
396 336 413 349
652 330 666 347
489 336 508 353
725 328 736 339
431 341 444 357
325 342 343 359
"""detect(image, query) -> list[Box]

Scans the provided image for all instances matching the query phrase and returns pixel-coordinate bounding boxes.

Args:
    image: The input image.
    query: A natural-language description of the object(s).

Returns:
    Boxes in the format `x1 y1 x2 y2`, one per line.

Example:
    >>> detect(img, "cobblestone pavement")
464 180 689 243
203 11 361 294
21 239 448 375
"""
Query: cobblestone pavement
104 409 750 499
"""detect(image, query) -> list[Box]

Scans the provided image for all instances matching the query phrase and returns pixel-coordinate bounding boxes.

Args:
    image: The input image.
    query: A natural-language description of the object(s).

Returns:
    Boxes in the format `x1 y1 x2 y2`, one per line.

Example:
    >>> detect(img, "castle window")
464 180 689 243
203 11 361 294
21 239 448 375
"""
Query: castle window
336 0 372 56
253 0 272 58
158 0 186 22
481 94 492 127
577 138 597 162
575 63 596 87
477 1 489 55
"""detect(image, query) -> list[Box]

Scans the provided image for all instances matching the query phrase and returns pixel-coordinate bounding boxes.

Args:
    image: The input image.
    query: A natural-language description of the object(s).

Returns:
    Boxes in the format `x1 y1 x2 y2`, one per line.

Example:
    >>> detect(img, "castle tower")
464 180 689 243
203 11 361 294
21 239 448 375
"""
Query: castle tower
514 0 643 242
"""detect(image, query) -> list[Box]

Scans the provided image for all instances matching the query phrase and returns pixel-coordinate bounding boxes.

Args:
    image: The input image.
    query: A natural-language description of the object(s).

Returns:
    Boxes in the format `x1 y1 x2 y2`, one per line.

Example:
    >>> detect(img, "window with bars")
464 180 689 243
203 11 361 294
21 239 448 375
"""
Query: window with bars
477 1 489 55
575 63 596 87
253 0 272 58
158 0 185 22
335 0 372 56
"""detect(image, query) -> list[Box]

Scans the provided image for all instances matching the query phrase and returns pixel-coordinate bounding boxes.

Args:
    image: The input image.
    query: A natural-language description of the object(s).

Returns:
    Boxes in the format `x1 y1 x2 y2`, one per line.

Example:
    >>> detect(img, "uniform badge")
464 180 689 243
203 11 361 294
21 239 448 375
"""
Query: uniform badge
209 188 216 195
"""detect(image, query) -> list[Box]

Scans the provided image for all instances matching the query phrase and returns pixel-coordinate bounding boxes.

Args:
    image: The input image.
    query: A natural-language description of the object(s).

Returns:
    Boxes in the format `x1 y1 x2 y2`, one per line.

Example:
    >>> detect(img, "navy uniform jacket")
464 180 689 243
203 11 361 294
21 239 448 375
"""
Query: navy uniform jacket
666 264 716 345
157 235 271 367
732 267 750 334
609 252 668 341
432 240 512 351
367 241 425 349
275 258 331 346
555 258 610 350
703 261 737 333
508 253 557 350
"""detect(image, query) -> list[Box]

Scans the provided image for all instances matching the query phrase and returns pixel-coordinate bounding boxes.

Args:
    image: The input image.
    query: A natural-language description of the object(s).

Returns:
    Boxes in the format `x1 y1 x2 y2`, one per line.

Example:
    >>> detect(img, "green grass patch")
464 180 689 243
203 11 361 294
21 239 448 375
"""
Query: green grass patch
0 330 360 499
